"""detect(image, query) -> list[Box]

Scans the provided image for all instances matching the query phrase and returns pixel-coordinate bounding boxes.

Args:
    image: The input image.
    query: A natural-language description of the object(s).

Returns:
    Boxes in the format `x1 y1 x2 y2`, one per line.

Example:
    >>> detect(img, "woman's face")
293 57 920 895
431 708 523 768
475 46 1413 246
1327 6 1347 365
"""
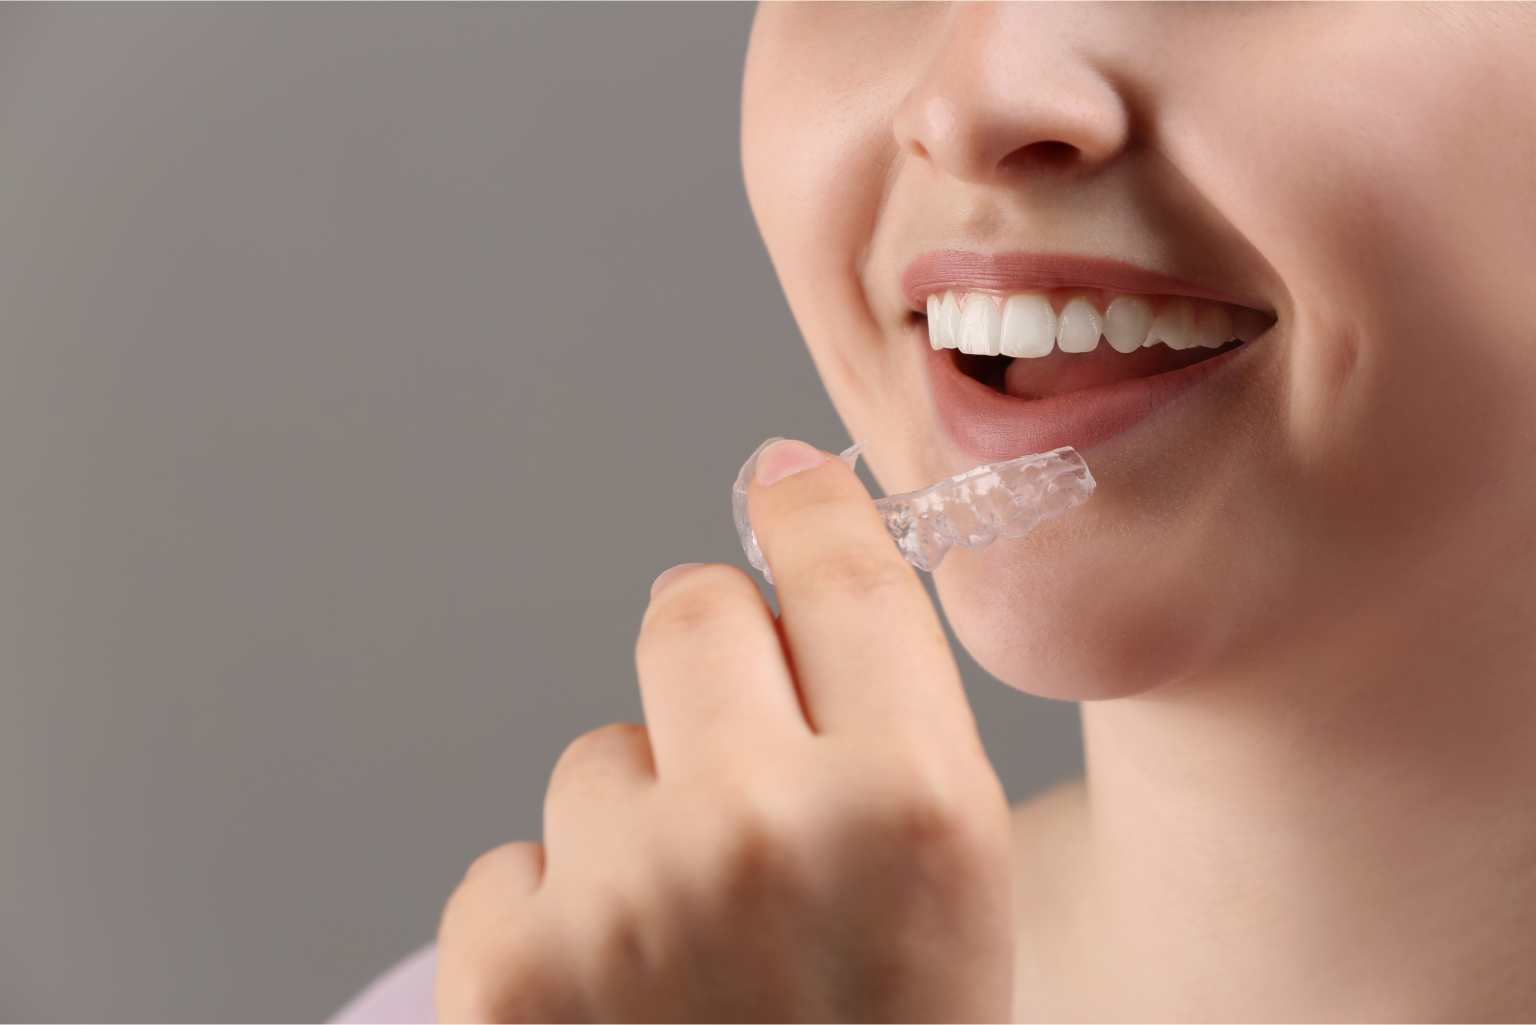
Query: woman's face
742 3 1536 700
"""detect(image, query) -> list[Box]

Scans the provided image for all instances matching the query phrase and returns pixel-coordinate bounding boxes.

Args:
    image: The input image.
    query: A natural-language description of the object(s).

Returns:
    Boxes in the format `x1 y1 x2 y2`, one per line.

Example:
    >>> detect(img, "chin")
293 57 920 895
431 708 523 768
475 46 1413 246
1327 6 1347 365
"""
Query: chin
932 526 1229 702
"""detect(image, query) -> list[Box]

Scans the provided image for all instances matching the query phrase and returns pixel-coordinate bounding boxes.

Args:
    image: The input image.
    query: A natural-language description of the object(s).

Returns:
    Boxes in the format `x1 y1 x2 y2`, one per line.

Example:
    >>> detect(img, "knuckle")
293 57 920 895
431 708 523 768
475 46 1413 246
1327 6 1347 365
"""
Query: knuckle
460 840 543 890
637 781 789 890
872 789 957 846
681 825 789 909
697 787 810 892
638 566 759 647
797 548 912 601
863 760 986 851
890 788 970 847
562 721 648 761
548 723 649 790
458 845 508 889
585 895 654 980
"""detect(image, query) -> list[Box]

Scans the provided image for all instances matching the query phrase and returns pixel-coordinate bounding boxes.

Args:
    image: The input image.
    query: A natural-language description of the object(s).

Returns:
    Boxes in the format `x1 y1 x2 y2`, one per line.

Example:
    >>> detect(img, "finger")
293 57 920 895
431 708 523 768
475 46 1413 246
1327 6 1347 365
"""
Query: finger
749 440 972 738
443 841 545 927
636 562 809 777
437 841 550 1022
542 721 654 859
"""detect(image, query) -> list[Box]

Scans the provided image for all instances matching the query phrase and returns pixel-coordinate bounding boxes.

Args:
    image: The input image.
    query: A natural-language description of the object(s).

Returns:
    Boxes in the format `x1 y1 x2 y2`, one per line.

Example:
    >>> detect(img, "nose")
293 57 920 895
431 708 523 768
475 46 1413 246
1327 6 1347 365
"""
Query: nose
893 3 1130 184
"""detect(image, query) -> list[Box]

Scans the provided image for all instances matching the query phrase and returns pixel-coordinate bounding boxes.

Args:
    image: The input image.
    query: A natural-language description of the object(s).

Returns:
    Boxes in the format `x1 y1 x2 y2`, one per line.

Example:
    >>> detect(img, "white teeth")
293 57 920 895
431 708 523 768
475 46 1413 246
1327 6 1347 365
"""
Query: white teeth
1103 294 1153 353
1147 297 1196 350
958 295 1002 355
999 294 1056 358
1192 303 1233 349
927 291 962 349
1057 296 1103 353
929 289 1268 357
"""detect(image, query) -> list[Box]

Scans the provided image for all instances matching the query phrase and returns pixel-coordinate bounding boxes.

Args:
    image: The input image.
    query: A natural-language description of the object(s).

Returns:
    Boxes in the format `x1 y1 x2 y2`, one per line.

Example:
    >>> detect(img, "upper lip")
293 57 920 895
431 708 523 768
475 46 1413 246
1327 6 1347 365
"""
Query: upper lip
900 250 1268 313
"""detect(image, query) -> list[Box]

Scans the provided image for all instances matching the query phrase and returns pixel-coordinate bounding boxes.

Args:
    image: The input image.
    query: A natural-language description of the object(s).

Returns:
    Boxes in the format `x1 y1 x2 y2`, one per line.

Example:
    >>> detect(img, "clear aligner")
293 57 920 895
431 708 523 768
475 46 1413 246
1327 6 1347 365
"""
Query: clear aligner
733 440 1095 583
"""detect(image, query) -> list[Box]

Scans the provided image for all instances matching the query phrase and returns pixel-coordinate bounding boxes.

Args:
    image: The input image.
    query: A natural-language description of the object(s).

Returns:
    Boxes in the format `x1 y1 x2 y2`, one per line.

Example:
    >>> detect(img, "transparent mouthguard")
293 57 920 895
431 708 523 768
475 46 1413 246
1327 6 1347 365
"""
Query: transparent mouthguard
733 440 1095 583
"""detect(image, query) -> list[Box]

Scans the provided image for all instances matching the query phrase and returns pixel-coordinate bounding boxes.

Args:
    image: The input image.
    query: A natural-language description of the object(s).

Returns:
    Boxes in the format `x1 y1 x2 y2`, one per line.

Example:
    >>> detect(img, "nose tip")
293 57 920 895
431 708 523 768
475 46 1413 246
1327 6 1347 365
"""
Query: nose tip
893 10 1130 185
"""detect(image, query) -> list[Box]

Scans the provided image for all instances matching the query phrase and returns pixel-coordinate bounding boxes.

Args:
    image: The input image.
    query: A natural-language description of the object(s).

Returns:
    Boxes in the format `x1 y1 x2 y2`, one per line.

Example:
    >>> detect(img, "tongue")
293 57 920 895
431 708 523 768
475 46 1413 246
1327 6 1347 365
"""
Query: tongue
1003 343 1232 400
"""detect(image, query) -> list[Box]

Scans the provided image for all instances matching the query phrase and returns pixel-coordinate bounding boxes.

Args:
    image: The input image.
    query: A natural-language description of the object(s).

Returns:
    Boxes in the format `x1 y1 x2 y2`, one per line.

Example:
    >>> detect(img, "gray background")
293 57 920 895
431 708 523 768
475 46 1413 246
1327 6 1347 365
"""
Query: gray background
0 5 1082 1022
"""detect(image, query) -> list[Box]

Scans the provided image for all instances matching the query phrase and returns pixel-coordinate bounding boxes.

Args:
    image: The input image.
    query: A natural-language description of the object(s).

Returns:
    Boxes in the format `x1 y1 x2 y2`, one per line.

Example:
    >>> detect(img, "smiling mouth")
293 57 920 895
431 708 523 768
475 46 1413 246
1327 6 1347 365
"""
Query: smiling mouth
922 289 1269 401
914 285 1276 461
904 251 1277 460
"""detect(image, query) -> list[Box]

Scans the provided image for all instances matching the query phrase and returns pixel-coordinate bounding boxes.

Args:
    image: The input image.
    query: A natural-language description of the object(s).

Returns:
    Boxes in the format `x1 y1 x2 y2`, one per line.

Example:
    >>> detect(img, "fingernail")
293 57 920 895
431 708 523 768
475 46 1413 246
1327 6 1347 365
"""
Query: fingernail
754 439 827 487
650 563 702 598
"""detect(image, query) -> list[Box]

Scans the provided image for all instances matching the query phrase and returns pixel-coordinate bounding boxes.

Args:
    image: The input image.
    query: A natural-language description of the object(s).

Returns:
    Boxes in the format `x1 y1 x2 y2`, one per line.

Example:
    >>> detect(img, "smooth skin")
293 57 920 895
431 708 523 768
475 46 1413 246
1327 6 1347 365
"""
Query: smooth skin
438 441 1014 1021
441 4 1536 1021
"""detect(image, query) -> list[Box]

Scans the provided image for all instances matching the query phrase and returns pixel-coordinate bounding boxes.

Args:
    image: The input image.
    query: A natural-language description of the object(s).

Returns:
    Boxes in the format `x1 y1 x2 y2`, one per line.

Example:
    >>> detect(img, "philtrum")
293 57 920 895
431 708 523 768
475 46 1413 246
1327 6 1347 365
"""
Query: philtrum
733 439 1095 583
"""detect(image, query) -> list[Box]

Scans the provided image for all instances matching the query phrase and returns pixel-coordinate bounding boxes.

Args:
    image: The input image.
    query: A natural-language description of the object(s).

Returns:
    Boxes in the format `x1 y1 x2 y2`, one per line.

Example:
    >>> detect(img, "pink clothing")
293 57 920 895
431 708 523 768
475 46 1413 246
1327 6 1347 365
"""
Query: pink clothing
330 944 437 1024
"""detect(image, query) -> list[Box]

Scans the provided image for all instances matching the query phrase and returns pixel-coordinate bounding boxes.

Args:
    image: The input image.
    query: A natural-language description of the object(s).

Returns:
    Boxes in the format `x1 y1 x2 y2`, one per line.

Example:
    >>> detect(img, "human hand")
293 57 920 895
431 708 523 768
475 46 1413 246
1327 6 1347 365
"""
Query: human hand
437 440 1014 1022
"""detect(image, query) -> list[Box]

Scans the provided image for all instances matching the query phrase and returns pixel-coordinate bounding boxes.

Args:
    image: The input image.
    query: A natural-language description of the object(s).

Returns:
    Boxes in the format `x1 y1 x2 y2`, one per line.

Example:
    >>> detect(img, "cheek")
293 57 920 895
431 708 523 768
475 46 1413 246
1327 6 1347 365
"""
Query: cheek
742 68 934 475
742 32 904 307
1148 15 1536 646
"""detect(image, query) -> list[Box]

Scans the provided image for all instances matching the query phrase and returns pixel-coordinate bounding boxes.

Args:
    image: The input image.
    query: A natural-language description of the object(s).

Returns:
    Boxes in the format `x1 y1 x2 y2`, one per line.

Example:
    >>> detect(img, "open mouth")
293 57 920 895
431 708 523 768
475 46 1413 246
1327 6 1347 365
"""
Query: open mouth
924 289 1268 401
914 284 1275 461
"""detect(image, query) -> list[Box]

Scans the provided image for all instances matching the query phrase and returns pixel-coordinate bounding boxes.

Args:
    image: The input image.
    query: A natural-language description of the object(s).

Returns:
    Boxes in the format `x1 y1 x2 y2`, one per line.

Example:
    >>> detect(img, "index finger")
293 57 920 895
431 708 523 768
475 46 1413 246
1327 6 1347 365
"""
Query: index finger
748 439 974 739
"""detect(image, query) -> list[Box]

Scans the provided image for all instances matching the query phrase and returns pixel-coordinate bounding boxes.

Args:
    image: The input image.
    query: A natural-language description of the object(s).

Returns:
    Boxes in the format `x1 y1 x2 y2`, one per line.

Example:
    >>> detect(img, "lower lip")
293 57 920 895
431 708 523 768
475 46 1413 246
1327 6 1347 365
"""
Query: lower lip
925 339 1252 462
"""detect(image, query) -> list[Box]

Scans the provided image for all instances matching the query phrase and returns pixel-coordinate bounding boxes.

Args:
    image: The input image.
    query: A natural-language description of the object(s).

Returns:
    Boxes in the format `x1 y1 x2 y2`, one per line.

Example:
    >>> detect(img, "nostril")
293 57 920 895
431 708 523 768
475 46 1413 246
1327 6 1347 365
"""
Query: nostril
998 140 1080 174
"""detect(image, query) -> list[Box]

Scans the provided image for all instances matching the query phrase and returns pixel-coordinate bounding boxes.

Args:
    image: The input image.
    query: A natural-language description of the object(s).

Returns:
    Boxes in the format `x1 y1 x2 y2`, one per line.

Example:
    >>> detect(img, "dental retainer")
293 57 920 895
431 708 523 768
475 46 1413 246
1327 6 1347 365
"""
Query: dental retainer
733 440 1095 583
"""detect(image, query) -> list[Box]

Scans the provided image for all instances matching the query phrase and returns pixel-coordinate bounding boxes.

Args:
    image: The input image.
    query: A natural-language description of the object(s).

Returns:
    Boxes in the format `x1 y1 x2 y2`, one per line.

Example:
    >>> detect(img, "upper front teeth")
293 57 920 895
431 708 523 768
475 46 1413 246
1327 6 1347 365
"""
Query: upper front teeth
958 291 1000 356
1056 296 1104 353
926 290 1268 355
1001 294 1054 357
